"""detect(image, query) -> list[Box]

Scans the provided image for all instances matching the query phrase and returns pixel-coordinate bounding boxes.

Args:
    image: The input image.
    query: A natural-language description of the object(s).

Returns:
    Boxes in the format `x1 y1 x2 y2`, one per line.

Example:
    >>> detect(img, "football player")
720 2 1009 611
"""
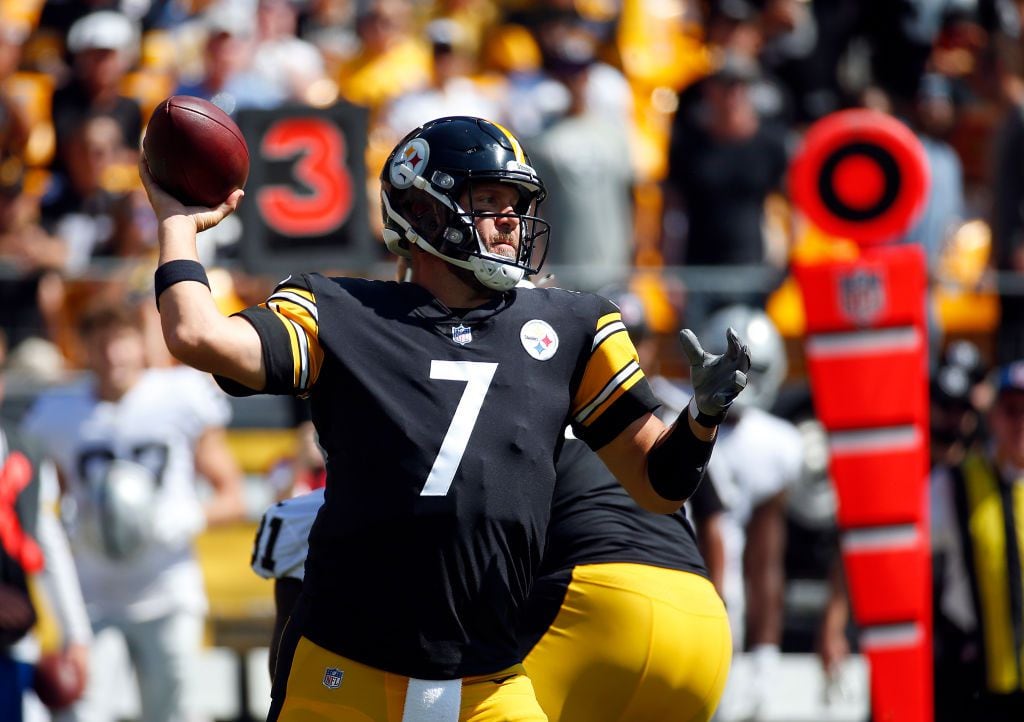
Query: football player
695 306 803 722
21 301 246 722
253 435 731 721
250 486 323 679
140 115 750 721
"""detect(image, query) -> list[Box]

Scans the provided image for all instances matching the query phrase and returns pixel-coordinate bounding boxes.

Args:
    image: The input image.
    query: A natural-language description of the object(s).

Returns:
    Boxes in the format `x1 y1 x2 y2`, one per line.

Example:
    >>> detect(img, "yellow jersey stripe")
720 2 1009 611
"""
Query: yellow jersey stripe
573 326 641 418
269 288 318 323
593 320 627 351
577 323 638 413
575 366 645 427
269 309 303 390
263 290 323 391
964 454 1018 693
595 312 621 332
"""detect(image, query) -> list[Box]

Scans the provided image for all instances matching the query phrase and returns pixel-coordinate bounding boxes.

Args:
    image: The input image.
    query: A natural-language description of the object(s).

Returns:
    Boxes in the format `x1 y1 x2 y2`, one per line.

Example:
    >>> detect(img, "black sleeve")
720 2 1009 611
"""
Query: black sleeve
213 306 300 397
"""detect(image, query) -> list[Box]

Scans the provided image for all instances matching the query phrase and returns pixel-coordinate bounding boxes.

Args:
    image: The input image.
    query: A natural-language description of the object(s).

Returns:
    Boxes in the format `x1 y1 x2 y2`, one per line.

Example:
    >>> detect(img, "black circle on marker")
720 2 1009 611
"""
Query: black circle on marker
817 143 901 222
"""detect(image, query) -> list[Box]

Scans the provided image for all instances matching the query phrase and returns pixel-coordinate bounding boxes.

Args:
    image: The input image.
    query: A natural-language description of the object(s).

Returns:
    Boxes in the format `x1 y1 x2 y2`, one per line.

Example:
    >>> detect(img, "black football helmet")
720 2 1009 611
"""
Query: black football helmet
380 116 550 291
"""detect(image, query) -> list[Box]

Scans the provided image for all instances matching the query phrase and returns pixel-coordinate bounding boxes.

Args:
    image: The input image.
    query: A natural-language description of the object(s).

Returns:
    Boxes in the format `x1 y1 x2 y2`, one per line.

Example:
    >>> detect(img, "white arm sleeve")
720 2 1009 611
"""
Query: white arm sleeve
35 460 92 645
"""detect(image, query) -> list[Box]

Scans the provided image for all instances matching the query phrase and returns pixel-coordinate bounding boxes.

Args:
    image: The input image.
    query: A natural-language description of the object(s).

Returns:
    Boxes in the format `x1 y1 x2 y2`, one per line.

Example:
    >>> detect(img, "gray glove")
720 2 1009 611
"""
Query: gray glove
679 326 751 427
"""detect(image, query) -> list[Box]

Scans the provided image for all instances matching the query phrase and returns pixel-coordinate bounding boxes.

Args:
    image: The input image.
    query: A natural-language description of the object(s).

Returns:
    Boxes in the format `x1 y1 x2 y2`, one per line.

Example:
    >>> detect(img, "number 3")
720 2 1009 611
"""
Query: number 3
421 361 498 497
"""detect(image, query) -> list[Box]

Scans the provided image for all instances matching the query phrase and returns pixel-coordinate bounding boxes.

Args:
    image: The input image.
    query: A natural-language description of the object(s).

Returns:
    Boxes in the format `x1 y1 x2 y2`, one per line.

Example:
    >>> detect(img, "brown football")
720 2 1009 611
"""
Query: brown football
33 650 86 710
143 95 249 207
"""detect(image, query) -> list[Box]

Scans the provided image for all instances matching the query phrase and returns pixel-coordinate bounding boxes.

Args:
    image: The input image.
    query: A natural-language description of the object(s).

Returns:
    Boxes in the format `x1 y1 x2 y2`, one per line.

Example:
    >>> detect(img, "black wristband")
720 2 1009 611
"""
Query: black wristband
154 259 210 309
688 396 728 428
647 418 716 502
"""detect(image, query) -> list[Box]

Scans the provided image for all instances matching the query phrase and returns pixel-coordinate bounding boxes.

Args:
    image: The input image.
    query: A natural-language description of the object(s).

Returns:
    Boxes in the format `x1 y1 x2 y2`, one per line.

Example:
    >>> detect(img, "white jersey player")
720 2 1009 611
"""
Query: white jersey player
251 488 324 583
696 306 803 722
251 488 324 679
21 303 244 722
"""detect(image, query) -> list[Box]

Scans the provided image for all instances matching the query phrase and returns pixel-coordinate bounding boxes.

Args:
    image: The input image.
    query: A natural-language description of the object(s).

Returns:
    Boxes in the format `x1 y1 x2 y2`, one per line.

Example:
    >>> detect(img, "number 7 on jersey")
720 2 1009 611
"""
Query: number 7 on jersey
421 360 498 496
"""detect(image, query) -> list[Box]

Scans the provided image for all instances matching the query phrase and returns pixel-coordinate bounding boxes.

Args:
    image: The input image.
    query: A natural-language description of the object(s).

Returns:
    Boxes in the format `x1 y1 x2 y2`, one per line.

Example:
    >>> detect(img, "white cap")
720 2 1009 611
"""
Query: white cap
67 11 139 54
204 1 256 37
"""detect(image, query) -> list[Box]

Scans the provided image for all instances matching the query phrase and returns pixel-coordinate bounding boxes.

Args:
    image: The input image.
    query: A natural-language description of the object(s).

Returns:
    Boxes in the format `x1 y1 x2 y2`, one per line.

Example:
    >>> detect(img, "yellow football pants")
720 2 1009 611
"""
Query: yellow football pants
271 636 548 722
523 563 732 722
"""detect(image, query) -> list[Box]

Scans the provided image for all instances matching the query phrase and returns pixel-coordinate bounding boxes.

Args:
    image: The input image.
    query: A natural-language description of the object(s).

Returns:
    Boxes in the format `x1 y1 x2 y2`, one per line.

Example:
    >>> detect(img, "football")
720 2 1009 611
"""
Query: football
143 95 249 207
33 650 86 710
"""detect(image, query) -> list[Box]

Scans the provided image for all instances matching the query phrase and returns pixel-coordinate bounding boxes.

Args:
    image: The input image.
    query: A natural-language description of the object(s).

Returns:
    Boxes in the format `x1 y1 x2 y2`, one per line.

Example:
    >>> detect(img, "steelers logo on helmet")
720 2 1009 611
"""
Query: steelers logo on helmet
389 138 430 189
789 109 930 247
520 319 559 360
379 116 551 292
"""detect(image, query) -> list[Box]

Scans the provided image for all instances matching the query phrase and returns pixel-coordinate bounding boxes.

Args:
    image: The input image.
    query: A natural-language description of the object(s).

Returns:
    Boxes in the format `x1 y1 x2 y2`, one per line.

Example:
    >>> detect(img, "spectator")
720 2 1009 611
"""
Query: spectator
0 21 30 161
528 22 635 291
21 300 245 722
380 19 503 142
174 2 267 114
931 359 1024 721
0 158 67 376
484 23 567 139
336 0 431 111
51 11 142 171
42 113 137 273
904 72 966 272
662 52 788 312
249 0 331 107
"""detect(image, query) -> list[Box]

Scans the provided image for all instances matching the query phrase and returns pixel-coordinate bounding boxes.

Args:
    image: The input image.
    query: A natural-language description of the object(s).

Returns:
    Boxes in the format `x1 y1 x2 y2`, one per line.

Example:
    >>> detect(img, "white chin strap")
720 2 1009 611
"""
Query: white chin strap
470 256 524 291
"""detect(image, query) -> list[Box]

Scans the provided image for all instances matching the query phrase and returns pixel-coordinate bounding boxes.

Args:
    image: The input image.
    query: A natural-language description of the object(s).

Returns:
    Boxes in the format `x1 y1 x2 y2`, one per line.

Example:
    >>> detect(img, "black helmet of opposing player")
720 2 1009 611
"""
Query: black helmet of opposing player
380 116 550 292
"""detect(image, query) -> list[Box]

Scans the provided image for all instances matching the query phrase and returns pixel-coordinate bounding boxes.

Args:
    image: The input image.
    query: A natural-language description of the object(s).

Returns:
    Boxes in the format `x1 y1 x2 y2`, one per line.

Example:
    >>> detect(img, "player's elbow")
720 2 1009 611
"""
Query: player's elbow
163 321 206 366
162 318 225 373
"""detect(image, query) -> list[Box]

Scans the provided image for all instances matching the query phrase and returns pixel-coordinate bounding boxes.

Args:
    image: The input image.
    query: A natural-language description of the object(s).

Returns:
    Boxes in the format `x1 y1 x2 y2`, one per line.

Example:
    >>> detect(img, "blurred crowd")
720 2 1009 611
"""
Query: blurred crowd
0 0 1022 378
4 0 1024 719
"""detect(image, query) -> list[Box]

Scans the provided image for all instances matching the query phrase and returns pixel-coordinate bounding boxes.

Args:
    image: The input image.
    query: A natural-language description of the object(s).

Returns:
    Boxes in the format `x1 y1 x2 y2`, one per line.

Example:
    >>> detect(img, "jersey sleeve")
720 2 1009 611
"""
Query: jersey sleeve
569 298 660 449
215 273 324 397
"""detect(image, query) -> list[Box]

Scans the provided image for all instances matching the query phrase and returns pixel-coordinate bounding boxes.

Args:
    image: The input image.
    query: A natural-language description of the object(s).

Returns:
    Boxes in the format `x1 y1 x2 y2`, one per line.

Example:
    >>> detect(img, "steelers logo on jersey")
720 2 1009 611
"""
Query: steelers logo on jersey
520 319 559 361
389 138 430 189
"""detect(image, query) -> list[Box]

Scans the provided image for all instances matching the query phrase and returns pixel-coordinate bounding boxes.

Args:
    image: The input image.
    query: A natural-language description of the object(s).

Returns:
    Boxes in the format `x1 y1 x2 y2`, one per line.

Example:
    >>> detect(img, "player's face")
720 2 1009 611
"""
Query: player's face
84 326 146 397
461 182 521 260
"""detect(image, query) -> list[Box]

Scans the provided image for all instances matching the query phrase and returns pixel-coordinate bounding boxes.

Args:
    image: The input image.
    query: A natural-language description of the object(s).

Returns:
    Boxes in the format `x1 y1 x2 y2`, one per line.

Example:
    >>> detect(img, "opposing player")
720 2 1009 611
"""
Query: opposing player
141 115 749 721
21 301 246 722
250 486 323 678
696 306 803 722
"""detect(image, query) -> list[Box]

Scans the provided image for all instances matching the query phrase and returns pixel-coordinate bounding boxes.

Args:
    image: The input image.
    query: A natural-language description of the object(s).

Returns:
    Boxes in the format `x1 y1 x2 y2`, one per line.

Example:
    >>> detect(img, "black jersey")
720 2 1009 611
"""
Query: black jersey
517 437 712 655
218 273 659 679
541 437 709 578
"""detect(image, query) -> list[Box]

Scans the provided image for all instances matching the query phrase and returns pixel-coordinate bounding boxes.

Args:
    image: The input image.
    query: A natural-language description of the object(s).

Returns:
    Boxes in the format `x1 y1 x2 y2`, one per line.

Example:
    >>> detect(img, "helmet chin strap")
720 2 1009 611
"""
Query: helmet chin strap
470 256 524 291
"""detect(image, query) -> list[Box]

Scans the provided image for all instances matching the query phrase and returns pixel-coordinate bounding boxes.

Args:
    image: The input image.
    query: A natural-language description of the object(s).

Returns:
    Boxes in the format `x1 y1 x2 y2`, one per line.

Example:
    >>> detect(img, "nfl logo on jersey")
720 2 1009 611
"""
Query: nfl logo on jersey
452 324 473 345
322 667 344 690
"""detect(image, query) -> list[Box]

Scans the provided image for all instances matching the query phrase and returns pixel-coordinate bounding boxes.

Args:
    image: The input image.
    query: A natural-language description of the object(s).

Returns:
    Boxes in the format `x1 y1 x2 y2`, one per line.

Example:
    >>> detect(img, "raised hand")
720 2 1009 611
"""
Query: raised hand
138 156 243 234
679 326 751 427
